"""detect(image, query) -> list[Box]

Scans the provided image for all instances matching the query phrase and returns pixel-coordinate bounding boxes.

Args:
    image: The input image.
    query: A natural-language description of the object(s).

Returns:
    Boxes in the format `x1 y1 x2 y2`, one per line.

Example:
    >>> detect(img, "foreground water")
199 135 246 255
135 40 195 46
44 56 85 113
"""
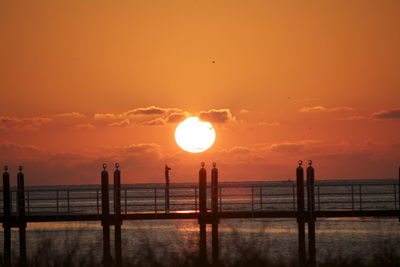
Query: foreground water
2 217 399 264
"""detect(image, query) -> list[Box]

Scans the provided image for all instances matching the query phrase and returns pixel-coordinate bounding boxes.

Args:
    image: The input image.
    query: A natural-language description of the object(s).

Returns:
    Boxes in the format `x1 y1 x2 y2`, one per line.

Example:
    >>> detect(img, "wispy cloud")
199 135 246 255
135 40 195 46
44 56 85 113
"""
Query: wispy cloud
75 123 95 130
107 119 131 127
0 116 53 131
269 140 321 153
341 115 368 121
199 109 234 123
54 112 85 118
0 106 235 131
94 113 119 121
239 109 250 114
124 106 182 116
299 106 354 113
270 142 306 152
141 118 166 126
94 106 188 126
166 112 190 123
0 141 167 185
372 108 400 119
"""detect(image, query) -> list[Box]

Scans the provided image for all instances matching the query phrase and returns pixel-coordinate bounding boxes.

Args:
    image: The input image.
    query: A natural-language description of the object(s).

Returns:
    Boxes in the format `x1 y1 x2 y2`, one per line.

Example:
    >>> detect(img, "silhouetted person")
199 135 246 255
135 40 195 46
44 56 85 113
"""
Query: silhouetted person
165 165 171 184
165 165 171 212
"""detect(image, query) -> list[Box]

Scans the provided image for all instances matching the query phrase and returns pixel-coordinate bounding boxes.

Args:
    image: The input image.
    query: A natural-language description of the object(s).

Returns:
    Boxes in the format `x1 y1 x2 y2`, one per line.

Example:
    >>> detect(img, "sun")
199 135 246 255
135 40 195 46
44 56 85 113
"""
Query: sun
175 117 216 153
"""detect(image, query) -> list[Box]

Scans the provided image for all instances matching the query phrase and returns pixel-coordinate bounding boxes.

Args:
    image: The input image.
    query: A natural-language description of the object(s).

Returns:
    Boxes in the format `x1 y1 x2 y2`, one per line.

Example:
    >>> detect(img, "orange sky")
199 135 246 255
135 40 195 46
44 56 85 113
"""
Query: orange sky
1 1 399 185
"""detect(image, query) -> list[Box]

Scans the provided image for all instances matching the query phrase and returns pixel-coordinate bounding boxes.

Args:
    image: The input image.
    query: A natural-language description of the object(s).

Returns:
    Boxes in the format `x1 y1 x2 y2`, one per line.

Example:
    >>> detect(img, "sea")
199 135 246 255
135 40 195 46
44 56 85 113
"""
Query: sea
1 179 399 264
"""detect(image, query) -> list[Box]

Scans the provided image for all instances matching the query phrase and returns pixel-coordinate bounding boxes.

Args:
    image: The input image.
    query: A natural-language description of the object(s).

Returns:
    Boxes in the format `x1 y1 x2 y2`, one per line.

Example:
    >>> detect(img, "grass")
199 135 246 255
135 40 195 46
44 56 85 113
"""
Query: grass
0 227 399 267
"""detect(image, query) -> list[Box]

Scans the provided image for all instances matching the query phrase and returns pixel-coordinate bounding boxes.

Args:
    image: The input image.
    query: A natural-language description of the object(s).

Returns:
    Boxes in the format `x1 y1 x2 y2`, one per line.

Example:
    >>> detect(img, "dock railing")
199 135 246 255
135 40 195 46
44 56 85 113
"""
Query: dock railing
0 182 398 216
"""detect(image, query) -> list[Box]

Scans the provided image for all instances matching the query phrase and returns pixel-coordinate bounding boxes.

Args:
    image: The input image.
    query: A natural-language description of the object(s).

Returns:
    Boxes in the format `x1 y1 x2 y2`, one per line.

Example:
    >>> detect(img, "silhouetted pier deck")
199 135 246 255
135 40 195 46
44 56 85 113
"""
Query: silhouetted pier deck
1 210 399 224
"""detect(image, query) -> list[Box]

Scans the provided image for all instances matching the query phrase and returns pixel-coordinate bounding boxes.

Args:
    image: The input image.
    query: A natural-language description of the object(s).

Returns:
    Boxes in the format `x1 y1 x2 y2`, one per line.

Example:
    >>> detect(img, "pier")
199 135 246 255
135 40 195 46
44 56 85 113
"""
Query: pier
1 162 399 266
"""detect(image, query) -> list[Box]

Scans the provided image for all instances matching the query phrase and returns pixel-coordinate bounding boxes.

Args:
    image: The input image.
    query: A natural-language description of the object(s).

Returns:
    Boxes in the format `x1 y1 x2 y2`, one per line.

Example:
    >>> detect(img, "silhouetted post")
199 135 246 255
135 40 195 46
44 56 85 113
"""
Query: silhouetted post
114 163 122 267
398 166 400 222
296 160 306 267
165 165 171 213
307 160 316 267
198 162 207 265
211 162 219 265
17 166 27 266
3 166 11 266
101 164 111 266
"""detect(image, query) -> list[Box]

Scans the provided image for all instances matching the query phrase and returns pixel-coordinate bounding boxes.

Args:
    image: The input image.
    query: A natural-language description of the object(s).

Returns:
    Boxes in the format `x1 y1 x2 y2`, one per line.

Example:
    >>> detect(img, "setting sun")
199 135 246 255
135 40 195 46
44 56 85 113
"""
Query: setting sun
175 117 216 153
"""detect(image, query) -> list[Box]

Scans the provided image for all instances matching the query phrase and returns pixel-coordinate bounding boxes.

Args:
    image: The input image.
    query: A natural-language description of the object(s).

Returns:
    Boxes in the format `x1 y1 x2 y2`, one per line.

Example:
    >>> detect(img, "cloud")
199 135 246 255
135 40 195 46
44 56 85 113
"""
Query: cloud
0 142 168 185
54 112 85 118
129 107 190 125
103 107 235 126
166 112 190 123
0 106 235 131
0 112 89 131
125 143 161 154
141 118 166 126
270 142 307 152
299 106 354 113
48 153 89 164
2 138 399 185
124 106 182 116
75 123 95 130
107 119 131 127
329 106 354 111
372 108 400 119
269 140 320 153
94 113 119 121
199 109 234 123
93 106 189 126
223 146 253 154
342 115 368 121
0 116 53 131
0 142 48 163
299 106 326 112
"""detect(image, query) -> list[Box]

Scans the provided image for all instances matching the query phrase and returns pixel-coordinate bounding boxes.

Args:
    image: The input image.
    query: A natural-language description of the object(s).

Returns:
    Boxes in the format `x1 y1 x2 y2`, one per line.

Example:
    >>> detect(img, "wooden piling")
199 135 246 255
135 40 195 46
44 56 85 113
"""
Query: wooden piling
17 166 27 266
3 166 11 266
296 161 306 266
198 162 207 264
101 164 111 266
307 160 316 267
211 162 219 265
114 163 122 267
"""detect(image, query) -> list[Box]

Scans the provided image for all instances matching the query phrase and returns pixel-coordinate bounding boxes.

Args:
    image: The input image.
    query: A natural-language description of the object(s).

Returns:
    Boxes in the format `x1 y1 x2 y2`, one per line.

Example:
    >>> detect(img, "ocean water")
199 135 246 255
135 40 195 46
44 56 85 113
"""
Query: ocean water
2 217 399 264
1 179 399 264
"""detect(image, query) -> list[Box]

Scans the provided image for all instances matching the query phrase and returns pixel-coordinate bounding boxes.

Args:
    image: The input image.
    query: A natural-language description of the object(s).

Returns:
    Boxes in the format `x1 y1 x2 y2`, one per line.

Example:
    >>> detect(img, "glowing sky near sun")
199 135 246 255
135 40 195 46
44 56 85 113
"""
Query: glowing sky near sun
0 1 400 185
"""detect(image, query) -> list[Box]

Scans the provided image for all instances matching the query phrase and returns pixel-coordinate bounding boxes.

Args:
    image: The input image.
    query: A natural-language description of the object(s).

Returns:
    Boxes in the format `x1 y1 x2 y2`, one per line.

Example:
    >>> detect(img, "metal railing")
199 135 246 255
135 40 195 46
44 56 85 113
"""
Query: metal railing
0 183 399 216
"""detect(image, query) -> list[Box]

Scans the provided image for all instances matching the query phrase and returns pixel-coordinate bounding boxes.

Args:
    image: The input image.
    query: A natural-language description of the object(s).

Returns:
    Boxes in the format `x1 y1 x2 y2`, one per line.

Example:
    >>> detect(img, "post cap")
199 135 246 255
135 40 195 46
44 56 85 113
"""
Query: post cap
212 162 217 168
308 160 312 166
4 165 8 171
102 163 107 170
115 163 119 169
298 160 303 166
201 162 205 168
18 166 23 171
